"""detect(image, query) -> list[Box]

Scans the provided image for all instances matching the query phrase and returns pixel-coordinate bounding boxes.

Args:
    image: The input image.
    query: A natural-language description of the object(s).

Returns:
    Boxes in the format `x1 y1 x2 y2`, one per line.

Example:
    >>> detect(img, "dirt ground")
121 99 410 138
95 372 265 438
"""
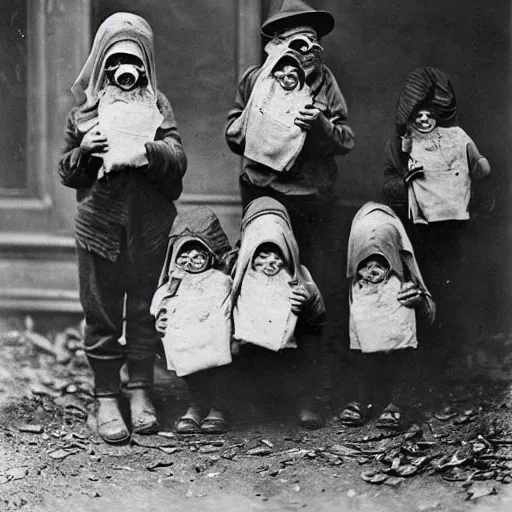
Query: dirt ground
1 316 512 512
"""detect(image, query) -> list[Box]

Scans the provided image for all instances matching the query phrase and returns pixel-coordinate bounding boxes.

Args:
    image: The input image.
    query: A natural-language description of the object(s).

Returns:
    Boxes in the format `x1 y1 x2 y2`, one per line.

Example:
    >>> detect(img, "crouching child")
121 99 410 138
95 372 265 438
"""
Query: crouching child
339 202 435 429
151 208 233 434
231 197 327 428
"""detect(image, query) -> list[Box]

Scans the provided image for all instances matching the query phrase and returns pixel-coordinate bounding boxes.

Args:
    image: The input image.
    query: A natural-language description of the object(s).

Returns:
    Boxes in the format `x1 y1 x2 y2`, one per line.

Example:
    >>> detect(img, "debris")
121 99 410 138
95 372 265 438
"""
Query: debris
361 470 388 484
318 451 341 465
23 330 56 357
466 482 498 501
18 424 43 434
53 332 72 364
222 447 240 460
160 447 181 455
435 445 473 471
293 484 301 493
454 409 476 425
395 464 419 477
66 384 78 394
54 394 89 416
146 459 175 471
157 431 176 439
48 449 76 460
5 467 28 481
247 447 272 456
198 445 222 454
433 407 457 422
130 433 178 449
206 472 220 478
327 444 361 457
30 383 59 397
384 476 404 487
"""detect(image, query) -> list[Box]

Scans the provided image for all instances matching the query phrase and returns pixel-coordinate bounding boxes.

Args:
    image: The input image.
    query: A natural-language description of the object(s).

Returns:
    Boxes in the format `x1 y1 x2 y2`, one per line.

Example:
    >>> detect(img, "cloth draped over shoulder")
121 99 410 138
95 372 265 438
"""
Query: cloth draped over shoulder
395 67 458 137
150 207 233 377
347 202 435 320
226 46 312 173
383 67 492 220
348 202 435 353
60 12 186 262
72 12 157 134
232 197 325 351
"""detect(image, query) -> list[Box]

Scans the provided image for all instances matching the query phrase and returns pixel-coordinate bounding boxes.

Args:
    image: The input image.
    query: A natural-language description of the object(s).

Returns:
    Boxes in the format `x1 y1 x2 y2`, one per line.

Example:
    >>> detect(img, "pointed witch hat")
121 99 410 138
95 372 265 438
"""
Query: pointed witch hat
261 0 335 38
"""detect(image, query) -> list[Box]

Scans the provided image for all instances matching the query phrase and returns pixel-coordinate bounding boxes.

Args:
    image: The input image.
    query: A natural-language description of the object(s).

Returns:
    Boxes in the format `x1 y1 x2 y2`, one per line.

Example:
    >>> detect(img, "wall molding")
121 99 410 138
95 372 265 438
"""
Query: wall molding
0 288 81 314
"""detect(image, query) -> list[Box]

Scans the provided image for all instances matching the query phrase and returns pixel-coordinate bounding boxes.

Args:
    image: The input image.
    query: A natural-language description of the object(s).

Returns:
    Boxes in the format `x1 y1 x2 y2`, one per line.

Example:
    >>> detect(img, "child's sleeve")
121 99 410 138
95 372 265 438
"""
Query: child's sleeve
299 266 326 326
58 110 101 189
382 137 408 215
143 91 187 202
308 68 355 157
466 139 494 214
225 65 261 156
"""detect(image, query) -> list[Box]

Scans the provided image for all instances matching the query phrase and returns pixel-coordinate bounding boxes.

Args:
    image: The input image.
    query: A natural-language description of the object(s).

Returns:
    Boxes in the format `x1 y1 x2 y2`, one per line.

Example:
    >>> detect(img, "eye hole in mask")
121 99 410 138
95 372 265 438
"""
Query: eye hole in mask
175 244 212 274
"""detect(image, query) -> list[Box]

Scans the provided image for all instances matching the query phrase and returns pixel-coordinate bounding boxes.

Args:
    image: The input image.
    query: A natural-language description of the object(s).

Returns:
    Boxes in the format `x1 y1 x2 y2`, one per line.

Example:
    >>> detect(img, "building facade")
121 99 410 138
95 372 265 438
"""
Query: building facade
0 0 510 324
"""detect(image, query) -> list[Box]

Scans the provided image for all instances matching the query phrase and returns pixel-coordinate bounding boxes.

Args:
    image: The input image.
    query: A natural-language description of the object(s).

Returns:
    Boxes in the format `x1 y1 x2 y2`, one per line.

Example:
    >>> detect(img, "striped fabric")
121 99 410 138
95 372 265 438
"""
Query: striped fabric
396 67 458 136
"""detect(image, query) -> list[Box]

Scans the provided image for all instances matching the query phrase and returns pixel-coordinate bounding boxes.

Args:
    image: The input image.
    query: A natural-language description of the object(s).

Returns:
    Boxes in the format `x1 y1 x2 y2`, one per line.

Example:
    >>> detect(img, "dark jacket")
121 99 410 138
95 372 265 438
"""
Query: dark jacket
226 64 355 198
59 91 187 262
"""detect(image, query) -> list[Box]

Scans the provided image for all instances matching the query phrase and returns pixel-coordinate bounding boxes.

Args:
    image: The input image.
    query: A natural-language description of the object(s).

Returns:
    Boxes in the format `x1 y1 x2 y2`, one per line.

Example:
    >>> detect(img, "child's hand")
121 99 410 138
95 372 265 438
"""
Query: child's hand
80 128 108 155
295 104 325 132
290 283 311 314
155 308 168 337
397 281 423 308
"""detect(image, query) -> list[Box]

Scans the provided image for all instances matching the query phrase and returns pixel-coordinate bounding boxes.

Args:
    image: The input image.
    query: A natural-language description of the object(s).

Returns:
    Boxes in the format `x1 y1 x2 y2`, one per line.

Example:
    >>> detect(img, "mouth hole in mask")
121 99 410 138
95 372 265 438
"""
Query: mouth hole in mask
105 53 146 91
357 254 390 283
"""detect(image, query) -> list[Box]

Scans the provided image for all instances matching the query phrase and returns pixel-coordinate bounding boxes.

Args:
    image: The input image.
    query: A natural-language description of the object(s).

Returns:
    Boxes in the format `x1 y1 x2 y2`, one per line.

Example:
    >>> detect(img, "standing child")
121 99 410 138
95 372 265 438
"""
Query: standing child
339 203 435 429
226 0 356 426
151 208 233 434
231 197 327 428
58 13 187 443
382 68 492 383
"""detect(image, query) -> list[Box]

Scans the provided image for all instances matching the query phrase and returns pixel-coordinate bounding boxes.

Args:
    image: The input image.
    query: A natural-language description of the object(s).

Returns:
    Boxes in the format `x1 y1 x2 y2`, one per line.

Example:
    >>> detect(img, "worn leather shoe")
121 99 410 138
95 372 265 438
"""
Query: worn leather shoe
129 388 159 434
96 397 130 444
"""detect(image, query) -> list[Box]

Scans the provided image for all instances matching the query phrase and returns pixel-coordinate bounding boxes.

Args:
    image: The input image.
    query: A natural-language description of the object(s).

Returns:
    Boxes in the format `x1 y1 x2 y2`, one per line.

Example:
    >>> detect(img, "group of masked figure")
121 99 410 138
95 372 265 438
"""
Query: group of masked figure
58 1 493 443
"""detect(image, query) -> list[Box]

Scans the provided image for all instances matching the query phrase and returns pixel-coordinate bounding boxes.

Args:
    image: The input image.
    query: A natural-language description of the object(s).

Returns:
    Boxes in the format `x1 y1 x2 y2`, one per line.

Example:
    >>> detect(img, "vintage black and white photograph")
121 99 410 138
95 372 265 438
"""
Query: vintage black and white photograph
0 0 510 510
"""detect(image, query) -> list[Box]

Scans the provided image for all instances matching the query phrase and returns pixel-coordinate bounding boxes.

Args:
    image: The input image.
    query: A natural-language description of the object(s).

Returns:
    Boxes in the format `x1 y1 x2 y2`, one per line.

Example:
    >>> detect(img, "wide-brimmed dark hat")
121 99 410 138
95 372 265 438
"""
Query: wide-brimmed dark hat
261 0 335 38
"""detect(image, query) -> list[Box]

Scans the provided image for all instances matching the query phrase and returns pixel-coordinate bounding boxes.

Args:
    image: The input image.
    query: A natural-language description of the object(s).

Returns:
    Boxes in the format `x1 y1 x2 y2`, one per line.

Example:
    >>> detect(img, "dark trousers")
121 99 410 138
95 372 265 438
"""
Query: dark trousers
77 242 167 397
240 182 350 407
183 366 227 413
409 221 468 382
350 349 416 410
233 326 327 414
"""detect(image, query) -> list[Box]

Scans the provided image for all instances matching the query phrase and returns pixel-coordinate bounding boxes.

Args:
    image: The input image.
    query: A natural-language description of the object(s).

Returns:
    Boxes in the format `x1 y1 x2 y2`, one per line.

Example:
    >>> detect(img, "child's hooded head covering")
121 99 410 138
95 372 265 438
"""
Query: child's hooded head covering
232 197 306 301
347 202 435 320
395 67 458 137
157 207 232 287
71 12 157 133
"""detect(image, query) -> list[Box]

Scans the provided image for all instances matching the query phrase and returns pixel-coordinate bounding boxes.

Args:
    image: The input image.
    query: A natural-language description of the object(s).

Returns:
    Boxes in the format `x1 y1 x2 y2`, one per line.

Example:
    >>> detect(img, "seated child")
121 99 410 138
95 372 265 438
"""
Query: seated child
231 197 326 427
339 202 435 429
151 207 232 434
